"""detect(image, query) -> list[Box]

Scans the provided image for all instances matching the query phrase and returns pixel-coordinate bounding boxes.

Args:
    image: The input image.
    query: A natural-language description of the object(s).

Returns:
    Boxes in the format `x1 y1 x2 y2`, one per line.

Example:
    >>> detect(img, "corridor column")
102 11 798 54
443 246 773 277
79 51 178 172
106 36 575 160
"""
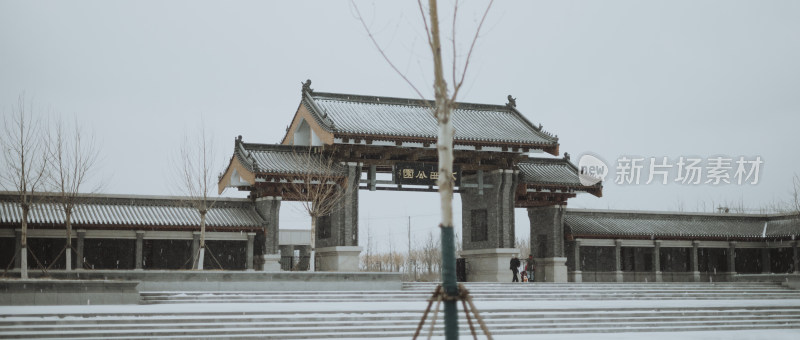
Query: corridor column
135 231 144 270
794 240 799 274
728 241 737 280
13 229 21 269
191 232 200 269
761 247 771 274
571 240 582 283
691 241 700 282
654 240 662 282
614 239 623 282
76 230 86 270
246 232 255 271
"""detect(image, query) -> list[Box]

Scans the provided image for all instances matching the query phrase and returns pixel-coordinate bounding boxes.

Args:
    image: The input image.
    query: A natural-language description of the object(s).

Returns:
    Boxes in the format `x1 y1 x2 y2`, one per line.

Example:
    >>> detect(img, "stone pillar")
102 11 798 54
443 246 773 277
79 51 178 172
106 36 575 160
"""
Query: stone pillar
691 241 700 282
255 196 281 271
528 205 568 282
278 245 292 270
246 232 255 271
191 231 200 268
460 170 519 282
459 248 519 282
761 247 771 274
459 170 518 282
316 246 362 272
76 230 86 270
135 231 145 270
728 241 737 279
314 164 362 272
570 240 582 283
614 239 623 282
794 240 799 274
13 229 21 269
296 245 310 271
654 240 662 282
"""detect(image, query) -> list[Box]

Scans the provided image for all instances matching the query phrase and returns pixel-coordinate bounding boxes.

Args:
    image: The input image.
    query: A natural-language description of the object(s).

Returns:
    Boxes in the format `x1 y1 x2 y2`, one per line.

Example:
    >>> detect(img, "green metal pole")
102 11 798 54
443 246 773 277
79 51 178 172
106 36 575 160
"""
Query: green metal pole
441 225 458 339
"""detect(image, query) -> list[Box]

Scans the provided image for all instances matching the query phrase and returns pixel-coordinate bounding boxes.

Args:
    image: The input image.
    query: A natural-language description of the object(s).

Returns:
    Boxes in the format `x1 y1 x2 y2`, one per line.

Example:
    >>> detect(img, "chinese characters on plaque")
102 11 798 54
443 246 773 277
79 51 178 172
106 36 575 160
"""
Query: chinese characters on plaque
396 163 461 186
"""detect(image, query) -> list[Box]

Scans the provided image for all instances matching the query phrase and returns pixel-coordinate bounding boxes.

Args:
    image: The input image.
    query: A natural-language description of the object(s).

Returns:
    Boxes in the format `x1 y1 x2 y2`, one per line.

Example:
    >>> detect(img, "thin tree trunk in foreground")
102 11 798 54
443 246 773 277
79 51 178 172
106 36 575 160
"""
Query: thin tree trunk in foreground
21 207 29 279
427 1 459 338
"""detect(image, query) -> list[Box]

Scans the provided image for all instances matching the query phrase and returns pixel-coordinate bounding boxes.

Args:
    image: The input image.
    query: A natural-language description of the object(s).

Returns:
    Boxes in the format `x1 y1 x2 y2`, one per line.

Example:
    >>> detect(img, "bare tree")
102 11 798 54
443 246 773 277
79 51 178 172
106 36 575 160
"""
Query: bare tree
177 123 222 270
353 1 494 336
284 150 347 272
790 174 800 213
47 116 100 271
515 237 530 258
0 95 49 279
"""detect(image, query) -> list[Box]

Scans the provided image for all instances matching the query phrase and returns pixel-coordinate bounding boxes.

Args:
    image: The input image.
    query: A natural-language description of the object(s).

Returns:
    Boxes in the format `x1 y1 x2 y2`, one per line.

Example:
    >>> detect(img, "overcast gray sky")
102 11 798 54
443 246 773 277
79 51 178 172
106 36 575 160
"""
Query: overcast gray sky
2 1 799 250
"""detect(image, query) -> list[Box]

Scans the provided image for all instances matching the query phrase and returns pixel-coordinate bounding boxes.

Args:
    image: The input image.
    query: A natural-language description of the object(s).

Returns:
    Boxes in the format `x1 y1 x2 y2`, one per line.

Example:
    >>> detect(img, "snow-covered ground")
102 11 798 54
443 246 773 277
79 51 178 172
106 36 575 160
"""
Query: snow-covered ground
348 330 800 340
4 298 800 315
3 298 800 339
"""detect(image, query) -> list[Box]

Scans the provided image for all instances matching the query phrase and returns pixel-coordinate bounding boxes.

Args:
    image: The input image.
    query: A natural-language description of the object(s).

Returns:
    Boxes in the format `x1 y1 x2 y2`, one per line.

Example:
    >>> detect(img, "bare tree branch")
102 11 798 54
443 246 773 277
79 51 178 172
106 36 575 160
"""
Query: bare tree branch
283 149 348 272
416 0 434 50
47 114 101 271
451 0 459 88
176 120 224 270
0 94 49 279
451 0 494 101
351 0 430 103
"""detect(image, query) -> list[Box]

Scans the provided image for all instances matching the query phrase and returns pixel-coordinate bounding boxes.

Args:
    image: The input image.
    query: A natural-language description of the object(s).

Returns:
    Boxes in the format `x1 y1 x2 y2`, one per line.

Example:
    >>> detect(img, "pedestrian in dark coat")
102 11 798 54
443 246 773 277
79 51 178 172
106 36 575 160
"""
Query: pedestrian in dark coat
510 256 521 282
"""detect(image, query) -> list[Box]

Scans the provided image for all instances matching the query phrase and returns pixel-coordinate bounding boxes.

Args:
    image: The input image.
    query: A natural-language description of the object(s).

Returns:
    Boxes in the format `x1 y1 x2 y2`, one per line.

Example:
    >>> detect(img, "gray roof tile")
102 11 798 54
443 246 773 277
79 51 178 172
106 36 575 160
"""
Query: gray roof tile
518 158 582 186
235 142 347 176
565 210 800 239
517 158 602 196
0 193 264 229
305 92 558 146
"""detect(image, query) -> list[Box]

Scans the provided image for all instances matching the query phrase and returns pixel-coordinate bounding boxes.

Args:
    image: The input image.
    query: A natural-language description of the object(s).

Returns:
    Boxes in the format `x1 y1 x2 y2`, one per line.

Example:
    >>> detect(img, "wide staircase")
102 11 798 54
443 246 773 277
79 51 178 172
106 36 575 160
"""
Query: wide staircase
141 282 800 303
2 282 800 339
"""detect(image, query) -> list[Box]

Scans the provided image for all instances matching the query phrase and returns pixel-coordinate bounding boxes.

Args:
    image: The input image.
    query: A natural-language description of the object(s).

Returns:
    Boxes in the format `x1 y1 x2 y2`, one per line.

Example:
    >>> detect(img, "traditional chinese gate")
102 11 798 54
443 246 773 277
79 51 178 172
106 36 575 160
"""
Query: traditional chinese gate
218 81 602 281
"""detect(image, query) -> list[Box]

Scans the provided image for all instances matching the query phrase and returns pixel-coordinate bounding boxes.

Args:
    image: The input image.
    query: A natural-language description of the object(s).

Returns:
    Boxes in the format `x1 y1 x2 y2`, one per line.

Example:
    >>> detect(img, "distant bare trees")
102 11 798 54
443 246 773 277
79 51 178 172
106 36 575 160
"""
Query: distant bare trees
0 95 49 279
361 230 471 281
47 116 100 271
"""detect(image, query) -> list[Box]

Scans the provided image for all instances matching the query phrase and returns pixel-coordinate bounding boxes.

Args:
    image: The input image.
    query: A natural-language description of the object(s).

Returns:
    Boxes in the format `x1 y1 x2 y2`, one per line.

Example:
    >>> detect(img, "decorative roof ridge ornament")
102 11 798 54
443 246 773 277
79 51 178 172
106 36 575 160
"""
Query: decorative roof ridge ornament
564 152 570 161
506 95 516 108
301 81 336 131
302 79 313 94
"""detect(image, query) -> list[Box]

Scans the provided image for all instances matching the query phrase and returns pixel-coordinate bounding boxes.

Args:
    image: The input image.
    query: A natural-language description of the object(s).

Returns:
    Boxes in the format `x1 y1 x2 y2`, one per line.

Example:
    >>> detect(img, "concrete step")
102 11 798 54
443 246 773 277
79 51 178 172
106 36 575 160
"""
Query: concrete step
3 306 800 339
138 283 800 304
4 318 800 339
4 282 800 339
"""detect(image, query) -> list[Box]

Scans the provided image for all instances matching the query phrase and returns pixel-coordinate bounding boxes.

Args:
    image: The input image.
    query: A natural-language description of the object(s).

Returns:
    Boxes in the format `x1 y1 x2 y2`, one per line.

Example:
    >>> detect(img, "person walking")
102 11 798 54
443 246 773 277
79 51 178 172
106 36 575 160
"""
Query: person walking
510 255 521 282
526 254 535 283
